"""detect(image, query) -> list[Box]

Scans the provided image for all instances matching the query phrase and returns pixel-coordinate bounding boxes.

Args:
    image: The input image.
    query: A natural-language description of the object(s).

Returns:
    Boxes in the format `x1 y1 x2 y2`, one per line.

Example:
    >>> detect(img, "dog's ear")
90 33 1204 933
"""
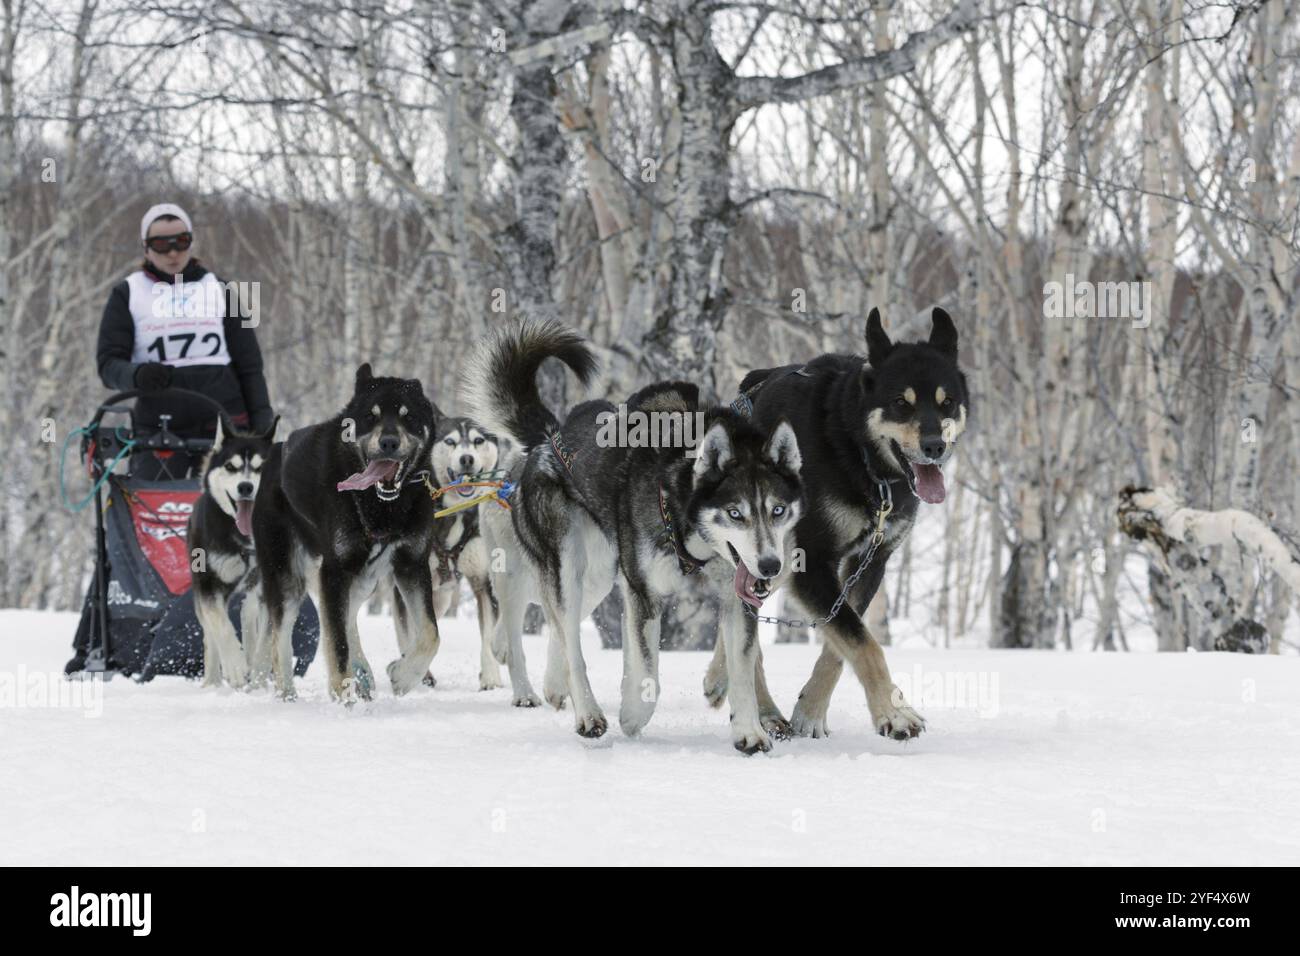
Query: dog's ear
764 419 802 476
929 307 958 357
261 415 280 442
693 419 734 480
355 363 374 388
865 307 893 367
212 416 228 453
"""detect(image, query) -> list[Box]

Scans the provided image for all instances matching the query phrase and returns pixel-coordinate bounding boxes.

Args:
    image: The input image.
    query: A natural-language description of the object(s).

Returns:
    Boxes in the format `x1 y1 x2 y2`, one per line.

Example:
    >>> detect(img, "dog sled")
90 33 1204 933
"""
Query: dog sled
64 387 317 681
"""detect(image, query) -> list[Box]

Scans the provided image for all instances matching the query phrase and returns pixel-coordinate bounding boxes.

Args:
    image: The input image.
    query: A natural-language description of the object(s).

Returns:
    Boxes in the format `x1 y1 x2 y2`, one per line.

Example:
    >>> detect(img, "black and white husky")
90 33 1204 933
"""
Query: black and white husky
712 308 970 740
465 321 805 753
189 415 277 689
424 416 515 693
246 364 442 702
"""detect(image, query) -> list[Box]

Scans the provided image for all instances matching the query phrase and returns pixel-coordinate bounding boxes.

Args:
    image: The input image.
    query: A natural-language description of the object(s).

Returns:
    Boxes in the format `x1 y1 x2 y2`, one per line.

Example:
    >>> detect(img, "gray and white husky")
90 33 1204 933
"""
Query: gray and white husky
424 416 537 700
464 321 805 753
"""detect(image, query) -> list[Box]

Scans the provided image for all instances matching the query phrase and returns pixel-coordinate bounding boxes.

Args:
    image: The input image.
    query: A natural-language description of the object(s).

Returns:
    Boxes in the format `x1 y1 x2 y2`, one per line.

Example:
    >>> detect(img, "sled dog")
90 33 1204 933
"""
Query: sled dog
247 364 441 701
465 321 805 752
190 414 277 688
710 308 970 740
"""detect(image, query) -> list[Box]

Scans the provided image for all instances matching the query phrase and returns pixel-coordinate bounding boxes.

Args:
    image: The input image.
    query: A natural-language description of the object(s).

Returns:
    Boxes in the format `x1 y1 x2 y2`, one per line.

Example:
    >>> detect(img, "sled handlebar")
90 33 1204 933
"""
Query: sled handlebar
91 386 228 425
86 388 235 461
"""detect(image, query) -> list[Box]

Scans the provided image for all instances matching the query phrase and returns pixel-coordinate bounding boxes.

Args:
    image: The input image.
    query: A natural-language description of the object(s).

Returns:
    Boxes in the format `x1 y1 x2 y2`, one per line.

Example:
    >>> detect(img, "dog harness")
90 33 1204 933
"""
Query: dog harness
657 484 706 575
548 430 577 474
729 365 811 418
432 533 469 584
546 424 704 576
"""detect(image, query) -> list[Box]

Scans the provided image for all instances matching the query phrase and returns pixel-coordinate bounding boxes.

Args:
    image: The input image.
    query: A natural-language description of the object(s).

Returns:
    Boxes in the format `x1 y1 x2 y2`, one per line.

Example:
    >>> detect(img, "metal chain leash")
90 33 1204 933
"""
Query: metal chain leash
742 478 894 629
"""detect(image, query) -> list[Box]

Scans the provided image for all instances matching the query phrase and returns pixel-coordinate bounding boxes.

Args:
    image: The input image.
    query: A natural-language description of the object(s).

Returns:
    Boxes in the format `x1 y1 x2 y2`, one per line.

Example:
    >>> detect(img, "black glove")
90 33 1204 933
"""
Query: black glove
133 362 173 393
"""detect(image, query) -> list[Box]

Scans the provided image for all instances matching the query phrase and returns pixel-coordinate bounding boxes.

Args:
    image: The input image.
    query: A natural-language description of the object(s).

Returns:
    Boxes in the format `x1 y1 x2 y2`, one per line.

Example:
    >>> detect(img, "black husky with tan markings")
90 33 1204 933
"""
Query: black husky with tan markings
709 308 970 741
246 364 442 702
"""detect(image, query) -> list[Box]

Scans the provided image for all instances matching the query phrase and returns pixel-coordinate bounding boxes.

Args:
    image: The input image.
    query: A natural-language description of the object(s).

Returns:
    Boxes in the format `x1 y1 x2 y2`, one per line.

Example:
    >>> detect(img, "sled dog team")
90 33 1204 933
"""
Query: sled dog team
192 310 970 753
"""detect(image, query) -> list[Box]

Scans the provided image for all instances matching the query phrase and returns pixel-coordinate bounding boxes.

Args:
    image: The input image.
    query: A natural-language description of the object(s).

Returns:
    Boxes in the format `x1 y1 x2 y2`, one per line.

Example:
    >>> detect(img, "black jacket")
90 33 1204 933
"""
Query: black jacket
96 260 273 437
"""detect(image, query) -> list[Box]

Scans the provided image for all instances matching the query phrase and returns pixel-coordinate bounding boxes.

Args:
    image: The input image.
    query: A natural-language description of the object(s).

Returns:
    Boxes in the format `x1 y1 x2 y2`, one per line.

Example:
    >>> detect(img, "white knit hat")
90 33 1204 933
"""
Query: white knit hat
140 203 193 242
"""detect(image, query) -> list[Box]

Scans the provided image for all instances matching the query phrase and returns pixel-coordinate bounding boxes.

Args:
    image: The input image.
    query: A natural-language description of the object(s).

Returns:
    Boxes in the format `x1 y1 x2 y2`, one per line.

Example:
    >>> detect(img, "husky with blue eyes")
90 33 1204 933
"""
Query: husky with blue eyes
465 321 805 753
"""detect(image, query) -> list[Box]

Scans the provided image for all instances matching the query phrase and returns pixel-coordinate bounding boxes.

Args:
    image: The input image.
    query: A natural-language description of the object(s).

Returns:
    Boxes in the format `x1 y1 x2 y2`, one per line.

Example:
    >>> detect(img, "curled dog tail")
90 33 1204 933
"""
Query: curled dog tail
461 319 597 449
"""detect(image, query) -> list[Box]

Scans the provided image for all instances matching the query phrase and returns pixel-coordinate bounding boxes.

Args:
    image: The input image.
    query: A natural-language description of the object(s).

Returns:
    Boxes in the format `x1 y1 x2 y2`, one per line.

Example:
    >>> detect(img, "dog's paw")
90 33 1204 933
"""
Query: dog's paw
386 658 424 697
355 662 376 699
731 716 773 755
339 674 374 706
512 692 542 708
574 711 608 738
702 674 728 709
201 672 221 689
478 672 504 691
790 700 830 738
619 697 656 738
761 712 793 741
422 671 437 689
874 700 926 741
223 657 250 690
543 671 568 711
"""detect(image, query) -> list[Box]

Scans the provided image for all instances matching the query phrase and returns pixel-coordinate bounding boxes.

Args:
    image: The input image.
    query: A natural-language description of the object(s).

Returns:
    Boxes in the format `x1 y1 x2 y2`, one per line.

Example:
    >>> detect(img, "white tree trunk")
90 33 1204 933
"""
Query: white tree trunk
1119 487 1297 652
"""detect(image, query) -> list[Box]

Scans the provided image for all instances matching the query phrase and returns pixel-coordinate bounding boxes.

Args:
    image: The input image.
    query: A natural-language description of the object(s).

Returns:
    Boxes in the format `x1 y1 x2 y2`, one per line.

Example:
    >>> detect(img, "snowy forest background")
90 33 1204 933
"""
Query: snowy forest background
3 0 1299 656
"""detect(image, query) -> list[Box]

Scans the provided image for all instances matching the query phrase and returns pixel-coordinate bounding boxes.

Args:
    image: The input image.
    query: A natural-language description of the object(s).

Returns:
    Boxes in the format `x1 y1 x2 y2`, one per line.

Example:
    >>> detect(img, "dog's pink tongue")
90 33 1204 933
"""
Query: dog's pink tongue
235 499 254 537
911 462 946 503
734 559 766 609
337 459 399 492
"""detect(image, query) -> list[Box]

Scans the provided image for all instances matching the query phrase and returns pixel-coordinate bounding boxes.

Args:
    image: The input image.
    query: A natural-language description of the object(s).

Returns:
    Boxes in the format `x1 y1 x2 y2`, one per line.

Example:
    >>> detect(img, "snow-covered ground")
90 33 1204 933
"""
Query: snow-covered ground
1 606 1297 866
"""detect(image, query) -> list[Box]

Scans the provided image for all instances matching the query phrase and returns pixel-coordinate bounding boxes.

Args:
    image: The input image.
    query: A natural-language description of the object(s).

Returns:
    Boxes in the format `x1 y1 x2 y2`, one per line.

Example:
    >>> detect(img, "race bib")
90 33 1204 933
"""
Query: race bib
126 271 231 367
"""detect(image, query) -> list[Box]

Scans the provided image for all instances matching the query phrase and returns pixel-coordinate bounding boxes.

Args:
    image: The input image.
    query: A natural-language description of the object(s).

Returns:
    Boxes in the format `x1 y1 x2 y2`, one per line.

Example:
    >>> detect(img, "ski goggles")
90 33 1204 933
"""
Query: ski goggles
144 232 193 254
